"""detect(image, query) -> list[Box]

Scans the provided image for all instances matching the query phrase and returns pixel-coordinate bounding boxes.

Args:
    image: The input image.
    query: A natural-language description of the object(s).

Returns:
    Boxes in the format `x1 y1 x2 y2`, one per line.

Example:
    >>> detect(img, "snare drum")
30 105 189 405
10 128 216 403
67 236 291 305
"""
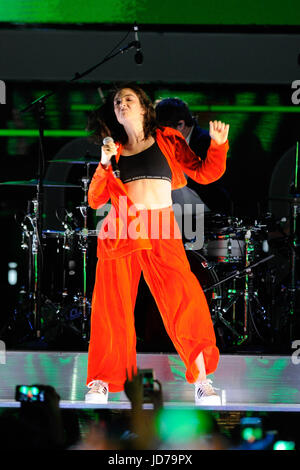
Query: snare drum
204 236 245 263
203 214 245 263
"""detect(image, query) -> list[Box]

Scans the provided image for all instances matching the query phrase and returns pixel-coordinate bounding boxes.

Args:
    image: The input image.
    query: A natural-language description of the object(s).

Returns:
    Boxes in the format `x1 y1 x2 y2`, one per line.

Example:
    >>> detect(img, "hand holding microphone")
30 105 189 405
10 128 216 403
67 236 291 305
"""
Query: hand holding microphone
101 137 120 178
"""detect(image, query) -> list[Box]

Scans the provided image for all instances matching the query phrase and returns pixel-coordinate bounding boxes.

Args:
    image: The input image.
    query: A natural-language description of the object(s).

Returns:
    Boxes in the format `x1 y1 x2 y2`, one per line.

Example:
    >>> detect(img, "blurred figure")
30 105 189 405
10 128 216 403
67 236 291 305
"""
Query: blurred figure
155 97 232 215
0 385 66 450
123 368 163 450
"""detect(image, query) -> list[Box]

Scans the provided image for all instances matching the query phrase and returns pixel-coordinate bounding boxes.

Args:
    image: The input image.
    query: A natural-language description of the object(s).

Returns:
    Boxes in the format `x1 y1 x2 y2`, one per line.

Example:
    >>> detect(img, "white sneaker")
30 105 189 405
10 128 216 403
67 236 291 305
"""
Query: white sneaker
85 380 109 404
195 379 221 406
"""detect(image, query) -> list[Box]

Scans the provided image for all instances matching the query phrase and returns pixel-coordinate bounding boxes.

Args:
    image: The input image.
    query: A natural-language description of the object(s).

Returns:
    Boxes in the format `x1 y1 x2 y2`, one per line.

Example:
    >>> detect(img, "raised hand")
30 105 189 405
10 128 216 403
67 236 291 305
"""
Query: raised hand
209 120 230 145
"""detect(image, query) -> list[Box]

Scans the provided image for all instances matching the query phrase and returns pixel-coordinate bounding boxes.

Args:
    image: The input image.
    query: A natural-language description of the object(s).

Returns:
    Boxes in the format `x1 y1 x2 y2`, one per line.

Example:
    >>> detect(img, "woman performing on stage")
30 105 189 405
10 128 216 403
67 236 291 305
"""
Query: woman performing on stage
85 84 229 405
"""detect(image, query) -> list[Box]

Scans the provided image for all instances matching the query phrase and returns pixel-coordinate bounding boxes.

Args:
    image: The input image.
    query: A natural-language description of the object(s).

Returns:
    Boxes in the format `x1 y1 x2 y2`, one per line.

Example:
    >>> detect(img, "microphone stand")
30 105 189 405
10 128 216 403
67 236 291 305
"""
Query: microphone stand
19 99 46 340
20 31 140 340
21 40 139 114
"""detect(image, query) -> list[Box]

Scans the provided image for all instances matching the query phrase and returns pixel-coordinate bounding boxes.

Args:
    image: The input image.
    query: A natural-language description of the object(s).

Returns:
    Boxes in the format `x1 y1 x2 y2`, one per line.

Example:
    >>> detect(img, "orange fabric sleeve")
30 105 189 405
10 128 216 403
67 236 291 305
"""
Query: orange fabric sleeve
88 162 112 209
175 134 229 185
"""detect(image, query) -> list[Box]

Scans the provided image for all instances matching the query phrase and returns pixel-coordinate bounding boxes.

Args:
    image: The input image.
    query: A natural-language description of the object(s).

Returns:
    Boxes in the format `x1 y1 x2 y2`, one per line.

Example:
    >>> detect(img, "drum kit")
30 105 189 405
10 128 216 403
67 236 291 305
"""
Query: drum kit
186 213 276 350
1 158 100 348
1 161 299 352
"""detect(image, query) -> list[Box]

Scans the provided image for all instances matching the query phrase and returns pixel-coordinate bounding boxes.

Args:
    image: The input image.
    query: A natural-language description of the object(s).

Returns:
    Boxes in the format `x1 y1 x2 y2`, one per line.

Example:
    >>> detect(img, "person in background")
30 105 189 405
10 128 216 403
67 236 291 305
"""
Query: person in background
155 97 232 215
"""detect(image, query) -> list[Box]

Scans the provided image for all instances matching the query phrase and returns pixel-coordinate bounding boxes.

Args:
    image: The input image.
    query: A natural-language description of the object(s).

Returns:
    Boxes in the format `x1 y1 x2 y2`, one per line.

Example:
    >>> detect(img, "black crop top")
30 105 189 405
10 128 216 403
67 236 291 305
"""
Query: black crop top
118 141 172 184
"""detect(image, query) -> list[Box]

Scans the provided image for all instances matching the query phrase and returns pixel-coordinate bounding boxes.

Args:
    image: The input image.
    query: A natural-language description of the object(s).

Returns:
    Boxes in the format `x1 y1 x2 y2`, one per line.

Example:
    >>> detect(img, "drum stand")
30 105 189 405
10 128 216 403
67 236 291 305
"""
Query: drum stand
189 250 241 340
203 251 274 346
76 167 92 341
7 198 48 344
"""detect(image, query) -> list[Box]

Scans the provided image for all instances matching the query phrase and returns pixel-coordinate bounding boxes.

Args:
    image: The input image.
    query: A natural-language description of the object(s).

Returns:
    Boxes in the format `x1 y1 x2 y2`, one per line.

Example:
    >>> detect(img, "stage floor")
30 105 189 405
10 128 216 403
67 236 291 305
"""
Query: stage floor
0 351 299 411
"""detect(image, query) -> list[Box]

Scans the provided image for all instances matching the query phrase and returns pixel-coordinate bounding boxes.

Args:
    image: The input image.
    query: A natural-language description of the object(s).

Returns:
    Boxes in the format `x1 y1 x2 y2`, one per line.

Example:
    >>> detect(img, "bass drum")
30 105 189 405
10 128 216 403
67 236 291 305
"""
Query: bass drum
134 250 222 353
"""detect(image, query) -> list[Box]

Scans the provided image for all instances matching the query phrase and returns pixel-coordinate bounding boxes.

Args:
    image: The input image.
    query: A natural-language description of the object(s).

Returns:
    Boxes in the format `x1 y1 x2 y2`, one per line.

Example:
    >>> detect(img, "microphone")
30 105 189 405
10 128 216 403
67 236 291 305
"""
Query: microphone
133 23 143 65
103 136 120 178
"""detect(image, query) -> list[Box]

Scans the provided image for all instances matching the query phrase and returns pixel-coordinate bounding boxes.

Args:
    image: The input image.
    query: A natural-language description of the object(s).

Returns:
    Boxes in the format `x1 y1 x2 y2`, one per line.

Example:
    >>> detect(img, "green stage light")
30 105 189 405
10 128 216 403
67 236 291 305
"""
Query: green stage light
0 129 88 138
31 386 39 396
242 426 263 442
273 441 295 450
154 408 213 443
71 104 300 113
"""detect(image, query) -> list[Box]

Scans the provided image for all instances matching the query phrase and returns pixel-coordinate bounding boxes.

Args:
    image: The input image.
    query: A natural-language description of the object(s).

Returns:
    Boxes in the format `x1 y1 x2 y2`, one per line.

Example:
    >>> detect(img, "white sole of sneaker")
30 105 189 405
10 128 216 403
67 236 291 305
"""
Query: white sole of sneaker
195 396 221 406
85 393 108 404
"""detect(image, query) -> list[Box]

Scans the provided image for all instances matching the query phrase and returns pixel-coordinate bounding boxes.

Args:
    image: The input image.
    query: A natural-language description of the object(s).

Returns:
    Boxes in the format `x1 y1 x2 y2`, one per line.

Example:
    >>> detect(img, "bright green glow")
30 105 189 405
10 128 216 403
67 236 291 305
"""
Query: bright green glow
0 130 88 137
254 93 282 152
83 252 87 295
154 90 207 107
34 254 38 286
273 441 295 450
31 386 39 395
71 104 300 113
0 0 298 25
71 105 95 111
169 355 189 380
155 409 213 442
20 386 28 394
243 357 300 404
242 427 263 442
190 105 300 113
59 357 73 364
170 366 185 380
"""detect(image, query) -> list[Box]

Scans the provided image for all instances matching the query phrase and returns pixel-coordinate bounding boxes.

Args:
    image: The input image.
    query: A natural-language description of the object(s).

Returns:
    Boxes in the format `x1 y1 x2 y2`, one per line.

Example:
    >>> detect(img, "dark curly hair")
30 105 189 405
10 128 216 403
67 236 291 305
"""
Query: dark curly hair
87 83 158 145
155 97 194 128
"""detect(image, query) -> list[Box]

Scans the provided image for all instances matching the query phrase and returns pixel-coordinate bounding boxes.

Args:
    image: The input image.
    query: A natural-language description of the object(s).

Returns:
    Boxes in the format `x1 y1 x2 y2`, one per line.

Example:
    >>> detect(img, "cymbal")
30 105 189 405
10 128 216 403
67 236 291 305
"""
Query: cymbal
0 179 81 188
50 158 99 165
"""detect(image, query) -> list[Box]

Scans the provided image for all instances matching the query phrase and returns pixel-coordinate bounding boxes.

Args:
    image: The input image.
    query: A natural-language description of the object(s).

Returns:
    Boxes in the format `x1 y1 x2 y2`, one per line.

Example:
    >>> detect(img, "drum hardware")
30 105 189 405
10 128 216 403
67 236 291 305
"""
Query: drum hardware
74 170 92 341
203 251 274 345
3 30 148 346
16 92 81 338
187 217 273 347
21 198 42 337
51 158 98 165
186 249 240 341
11 169 94 345
282 196 300 341
288 141 299 335
280 141 300 341
16 34 137 338
6 201 62 345
50 170 93 342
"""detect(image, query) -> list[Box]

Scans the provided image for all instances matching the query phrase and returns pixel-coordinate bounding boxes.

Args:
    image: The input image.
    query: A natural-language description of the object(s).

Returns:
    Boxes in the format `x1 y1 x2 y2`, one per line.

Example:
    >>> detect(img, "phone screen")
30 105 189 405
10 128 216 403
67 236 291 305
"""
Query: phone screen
15 385 45 402
141 369 154 397
240 417 263 442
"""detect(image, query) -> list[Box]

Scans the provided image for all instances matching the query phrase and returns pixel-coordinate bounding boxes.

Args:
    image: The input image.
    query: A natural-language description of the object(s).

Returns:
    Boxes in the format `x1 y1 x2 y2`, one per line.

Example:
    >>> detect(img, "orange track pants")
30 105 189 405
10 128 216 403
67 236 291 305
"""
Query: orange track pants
86 207 219 392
